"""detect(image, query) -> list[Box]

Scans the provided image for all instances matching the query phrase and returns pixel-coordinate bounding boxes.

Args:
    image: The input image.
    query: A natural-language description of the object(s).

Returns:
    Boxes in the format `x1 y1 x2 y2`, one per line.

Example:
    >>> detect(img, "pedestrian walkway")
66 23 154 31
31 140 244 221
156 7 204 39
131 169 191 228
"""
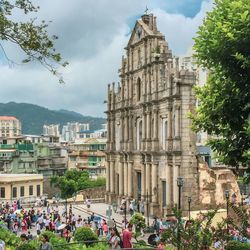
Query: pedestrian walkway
73 202 154 226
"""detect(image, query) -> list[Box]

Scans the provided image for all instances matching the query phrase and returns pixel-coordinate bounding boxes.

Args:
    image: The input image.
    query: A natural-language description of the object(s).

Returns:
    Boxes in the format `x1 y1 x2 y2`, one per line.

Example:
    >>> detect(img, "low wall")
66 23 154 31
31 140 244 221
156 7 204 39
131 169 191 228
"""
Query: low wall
44 176 106 200
78 186 106 200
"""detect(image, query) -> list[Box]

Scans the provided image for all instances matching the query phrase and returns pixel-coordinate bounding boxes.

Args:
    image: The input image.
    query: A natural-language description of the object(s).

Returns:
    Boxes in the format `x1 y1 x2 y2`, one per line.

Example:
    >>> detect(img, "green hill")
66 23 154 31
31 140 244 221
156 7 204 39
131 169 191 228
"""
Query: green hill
0 102 106 135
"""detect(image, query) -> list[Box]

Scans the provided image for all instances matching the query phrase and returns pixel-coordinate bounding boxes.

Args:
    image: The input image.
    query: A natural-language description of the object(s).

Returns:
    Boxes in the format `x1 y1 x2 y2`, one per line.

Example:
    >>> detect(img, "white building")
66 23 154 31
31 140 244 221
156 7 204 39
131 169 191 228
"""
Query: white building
0 116 22 138
61 122 90 142
43 124 60 137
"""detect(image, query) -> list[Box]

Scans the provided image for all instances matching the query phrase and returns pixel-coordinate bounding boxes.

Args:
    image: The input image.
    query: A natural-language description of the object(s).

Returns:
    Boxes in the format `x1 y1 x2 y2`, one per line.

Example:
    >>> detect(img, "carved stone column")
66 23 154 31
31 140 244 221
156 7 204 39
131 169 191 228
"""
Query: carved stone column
106 161 110 192
166 165 171 206
152 107 159 151
141 163 146 198
173 165 179 204
143 110 147 150
110 161 115 193
151 163 158 203
146 111 151 140
124 161 128 196
119 160 124 196
145 162 151 200
128 161 133 197
120 116 124 150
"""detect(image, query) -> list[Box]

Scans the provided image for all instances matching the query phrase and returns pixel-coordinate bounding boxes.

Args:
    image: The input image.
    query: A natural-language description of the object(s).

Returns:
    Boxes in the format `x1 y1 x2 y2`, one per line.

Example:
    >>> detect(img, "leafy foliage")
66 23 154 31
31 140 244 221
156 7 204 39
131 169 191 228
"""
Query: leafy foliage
51 169 106 199
192 0 250 170
74 227 98 243
0 227 20 248
0 0 68 82
225 241 250 250
129 212 146 240
16 241 38 250
161 208 218 249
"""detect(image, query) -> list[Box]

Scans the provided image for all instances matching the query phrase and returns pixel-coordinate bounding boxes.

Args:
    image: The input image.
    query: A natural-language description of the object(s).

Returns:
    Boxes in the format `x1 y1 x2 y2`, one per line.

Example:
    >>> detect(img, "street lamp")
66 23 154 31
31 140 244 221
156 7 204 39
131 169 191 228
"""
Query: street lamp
188 197 192 221
177 177 184 210
224 190 230 231
123 200 127 228
177 177 184 250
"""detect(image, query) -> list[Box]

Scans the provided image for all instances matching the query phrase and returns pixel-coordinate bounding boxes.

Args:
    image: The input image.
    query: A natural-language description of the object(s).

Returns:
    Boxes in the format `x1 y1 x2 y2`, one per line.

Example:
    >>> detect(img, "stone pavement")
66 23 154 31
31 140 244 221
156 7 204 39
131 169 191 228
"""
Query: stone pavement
73 202 154 228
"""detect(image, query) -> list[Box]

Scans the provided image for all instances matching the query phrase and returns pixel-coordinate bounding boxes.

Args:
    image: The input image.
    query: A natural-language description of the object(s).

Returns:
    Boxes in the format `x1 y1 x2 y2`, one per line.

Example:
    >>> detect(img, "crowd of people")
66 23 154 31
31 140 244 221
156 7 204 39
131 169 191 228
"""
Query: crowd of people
1 197 250 250
0 199 138 250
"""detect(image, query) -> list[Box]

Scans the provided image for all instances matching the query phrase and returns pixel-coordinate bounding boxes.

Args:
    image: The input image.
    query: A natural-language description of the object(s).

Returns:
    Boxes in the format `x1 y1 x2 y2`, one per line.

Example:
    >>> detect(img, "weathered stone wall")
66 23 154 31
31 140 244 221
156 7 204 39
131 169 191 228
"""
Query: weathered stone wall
198 163 241 209
78 186 106 200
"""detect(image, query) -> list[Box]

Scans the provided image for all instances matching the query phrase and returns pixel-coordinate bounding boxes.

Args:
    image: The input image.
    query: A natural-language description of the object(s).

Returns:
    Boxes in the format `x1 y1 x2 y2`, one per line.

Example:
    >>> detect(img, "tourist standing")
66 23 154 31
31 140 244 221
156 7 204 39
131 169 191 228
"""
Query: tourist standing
140 200 145 215
122 224 133 249
109 227 121 249
40 235 52 250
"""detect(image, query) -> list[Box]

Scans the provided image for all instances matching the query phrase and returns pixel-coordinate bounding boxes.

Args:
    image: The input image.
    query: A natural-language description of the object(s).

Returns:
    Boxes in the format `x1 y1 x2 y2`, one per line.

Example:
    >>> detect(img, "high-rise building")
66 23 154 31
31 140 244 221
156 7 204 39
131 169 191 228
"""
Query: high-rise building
106 14 198 216
43 124 60 137
0 116 22 138
61 122 89 142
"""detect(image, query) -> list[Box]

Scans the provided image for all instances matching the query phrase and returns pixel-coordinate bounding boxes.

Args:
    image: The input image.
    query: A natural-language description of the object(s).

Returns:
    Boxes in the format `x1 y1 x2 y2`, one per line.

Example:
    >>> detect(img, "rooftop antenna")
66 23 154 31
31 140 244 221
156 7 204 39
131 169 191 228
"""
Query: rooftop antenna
144 6 149 15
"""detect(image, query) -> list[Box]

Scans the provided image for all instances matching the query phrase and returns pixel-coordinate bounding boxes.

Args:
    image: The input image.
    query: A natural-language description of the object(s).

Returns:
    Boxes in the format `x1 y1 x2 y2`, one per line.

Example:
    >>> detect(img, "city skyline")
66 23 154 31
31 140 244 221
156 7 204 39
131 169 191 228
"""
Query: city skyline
0 0 213 117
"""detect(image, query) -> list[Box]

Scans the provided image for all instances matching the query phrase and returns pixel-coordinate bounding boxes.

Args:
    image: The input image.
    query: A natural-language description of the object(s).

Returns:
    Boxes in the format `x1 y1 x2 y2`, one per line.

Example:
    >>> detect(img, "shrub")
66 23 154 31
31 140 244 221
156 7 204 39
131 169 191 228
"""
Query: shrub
50 236 71 250
74 227 98 244
225 241 250 250
129 212 146 232
41 230 56 240
0 227 20 248
16 241 38 250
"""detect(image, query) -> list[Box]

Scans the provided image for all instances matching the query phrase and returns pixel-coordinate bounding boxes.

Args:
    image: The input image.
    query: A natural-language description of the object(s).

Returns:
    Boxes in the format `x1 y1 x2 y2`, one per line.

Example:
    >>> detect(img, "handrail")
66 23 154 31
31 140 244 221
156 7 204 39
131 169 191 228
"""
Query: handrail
52 239 156 249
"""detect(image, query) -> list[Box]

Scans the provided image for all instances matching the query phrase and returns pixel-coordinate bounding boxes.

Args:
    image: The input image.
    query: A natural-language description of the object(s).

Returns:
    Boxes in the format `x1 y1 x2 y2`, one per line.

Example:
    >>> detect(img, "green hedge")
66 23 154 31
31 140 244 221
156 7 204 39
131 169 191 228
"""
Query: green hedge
226 241 250 250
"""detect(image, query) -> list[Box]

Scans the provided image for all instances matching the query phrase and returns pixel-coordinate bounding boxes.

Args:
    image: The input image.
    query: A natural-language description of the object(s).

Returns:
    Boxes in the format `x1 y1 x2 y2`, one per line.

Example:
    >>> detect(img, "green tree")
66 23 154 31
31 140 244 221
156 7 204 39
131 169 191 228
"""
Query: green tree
50 170 106 199
51 175 77 200
192 0 250 171
0 0 68 82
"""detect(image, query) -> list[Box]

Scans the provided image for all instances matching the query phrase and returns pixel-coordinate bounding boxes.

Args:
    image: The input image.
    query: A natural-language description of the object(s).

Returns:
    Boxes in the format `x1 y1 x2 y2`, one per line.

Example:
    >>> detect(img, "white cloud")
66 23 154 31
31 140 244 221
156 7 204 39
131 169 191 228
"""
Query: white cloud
0 0 213 117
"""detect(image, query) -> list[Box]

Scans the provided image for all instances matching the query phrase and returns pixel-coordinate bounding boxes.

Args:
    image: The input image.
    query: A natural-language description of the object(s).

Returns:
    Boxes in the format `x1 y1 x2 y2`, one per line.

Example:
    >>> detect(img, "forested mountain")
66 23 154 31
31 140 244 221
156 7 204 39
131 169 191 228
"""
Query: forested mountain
0 102 106 134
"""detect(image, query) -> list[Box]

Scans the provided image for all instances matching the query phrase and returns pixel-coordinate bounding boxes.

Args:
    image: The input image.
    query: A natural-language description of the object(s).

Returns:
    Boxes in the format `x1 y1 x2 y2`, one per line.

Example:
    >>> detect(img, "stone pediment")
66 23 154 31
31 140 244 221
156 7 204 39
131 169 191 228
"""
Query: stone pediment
127 20 154 47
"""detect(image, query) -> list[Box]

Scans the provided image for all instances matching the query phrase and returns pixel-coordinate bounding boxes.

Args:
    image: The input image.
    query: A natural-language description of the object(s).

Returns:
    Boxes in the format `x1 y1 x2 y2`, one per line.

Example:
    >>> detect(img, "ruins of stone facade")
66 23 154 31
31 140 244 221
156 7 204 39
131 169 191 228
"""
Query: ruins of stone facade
105 14 199 216
198 163 241 209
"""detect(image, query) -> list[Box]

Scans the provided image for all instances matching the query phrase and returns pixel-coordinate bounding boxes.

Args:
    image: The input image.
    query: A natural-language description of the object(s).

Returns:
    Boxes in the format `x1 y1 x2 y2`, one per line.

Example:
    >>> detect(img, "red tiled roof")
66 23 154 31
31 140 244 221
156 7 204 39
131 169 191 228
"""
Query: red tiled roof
0 116 18 120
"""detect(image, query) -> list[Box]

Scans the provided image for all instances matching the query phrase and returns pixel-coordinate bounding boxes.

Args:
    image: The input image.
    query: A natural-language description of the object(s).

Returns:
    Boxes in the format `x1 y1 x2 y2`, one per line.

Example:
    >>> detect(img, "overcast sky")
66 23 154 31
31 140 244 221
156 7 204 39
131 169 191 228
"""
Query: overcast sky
0 0 213 117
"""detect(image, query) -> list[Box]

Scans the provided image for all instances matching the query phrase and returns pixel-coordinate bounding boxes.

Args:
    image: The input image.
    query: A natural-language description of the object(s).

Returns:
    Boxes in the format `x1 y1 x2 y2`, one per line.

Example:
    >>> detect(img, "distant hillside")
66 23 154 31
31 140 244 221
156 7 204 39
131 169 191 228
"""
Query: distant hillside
0 102 106 135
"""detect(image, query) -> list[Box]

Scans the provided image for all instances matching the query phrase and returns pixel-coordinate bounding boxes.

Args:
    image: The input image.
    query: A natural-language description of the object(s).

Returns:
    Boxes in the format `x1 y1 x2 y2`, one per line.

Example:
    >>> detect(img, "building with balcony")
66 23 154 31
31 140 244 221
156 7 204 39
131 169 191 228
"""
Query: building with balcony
0 116 21 138
68 138 106 178
0 143 37 174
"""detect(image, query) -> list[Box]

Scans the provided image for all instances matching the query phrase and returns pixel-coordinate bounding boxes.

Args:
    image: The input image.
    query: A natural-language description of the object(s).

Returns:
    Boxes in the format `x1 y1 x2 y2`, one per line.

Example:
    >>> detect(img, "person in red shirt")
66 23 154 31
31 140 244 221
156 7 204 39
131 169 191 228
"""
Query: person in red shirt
21 218 27 232
122 224 133 249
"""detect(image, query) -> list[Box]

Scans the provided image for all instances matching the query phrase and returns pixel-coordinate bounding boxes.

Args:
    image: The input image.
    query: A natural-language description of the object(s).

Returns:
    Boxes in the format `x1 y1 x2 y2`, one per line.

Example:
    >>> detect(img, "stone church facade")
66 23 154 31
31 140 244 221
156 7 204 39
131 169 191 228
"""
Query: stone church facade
105 14 199 216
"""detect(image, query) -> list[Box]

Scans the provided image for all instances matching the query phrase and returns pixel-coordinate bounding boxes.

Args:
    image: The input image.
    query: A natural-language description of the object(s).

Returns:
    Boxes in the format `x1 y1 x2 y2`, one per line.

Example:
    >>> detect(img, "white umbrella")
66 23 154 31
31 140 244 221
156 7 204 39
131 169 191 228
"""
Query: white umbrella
14 209 22 214
57 224 67 230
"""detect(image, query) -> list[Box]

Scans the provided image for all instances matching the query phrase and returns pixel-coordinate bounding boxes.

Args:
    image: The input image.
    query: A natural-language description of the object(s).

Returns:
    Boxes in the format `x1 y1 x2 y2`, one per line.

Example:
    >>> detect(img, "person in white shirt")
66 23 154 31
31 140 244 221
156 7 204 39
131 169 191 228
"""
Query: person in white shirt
36 222 41 236
75 219 83 228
